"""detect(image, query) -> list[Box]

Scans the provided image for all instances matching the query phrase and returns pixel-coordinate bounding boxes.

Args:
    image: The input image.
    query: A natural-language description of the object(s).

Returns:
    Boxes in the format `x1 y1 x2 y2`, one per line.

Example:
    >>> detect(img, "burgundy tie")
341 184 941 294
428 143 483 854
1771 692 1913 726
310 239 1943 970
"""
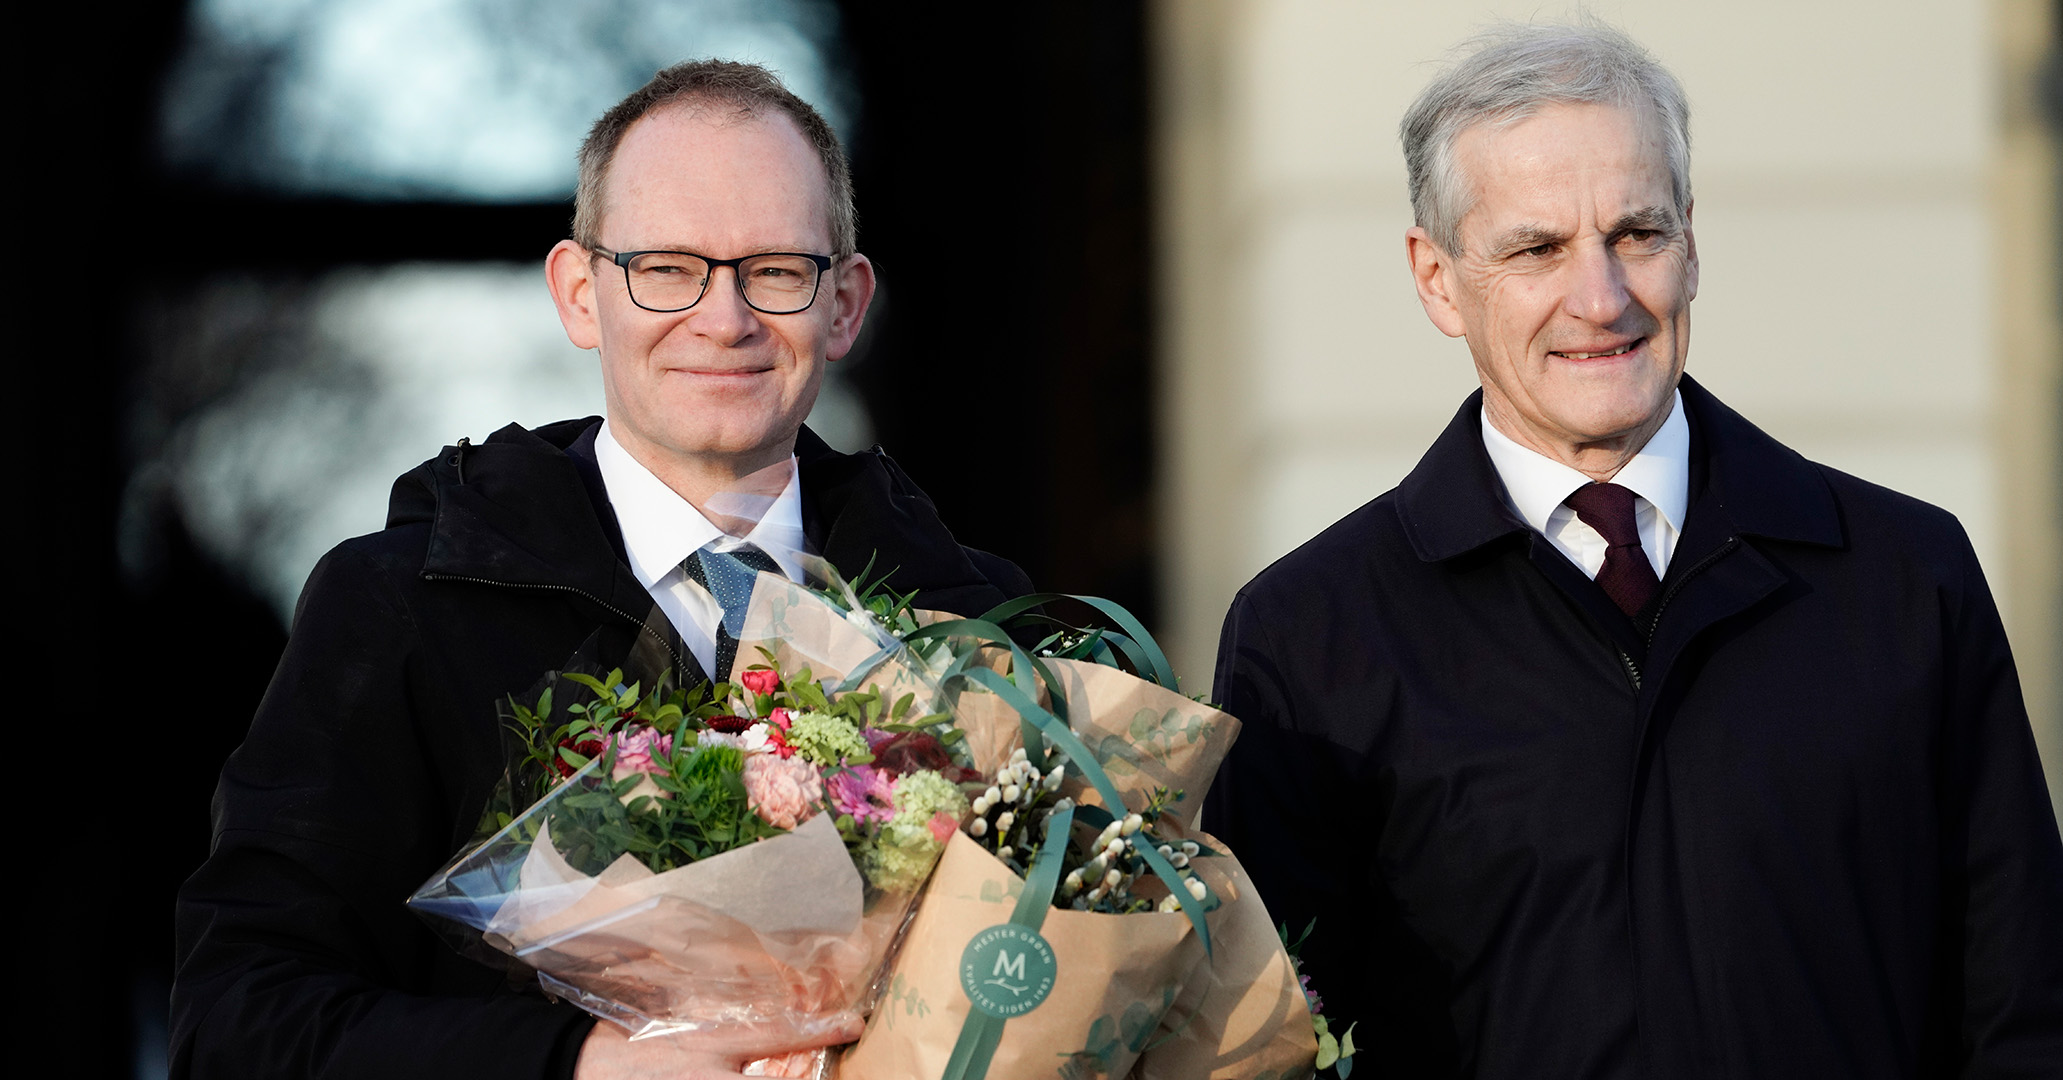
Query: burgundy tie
1564 482 1660 618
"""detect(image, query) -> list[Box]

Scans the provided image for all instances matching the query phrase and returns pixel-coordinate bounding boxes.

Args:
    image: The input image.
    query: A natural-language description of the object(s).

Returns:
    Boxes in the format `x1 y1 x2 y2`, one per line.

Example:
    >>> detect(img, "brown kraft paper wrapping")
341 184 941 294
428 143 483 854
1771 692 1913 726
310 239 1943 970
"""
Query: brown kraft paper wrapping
1032 658 1241 826
1132 832 1317 1080
841 832 1208 1080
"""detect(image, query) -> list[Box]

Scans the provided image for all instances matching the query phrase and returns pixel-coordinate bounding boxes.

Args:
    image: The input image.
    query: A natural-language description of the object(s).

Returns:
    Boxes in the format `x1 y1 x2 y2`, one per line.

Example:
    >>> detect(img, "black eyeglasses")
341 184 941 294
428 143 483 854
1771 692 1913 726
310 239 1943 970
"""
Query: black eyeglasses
596 247 836 315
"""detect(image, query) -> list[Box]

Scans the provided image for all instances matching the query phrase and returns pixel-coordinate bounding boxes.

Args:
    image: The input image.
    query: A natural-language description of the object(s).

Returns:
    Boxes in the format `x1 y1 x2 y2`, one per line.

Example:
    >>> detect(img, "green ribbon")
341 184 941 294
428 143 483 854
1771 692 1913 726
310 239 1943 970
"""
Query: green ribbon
977 593 1179 690
940 803 1075 1080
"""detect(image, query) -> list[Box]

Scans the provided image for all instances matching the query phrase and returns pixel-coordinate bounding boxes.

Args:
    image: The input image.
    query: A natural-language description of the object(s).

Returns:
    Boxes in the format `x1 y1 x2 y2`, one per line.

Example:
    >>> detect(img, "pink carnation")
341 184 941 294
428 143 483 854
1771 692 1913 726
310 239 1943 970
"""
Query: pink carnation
739 668 780 696
743 755 823 830
611 727 673 778
827 766 897 824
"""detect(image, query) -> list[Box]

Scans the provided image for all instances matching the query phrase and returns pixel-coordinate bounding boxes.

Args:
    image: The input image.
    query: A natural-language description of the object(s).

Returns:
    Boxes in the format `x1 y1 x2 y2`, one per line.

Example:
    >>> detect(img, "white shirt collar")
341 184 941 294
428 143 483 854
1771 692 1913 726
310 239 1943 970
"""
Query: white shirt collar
1479 388 1688 536
592 421 808 587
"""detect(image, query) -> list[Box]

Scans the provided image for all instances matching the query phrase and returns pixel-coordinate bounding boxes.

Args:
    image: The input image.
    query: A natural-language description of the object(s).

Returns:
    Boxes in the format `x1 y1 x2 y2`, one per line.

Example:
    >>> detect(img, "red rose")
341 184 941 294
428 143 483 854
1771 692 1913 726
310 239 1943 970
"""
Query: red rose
739 669 779 696
765 726 796 759
552 734 607 779
706 715 754 734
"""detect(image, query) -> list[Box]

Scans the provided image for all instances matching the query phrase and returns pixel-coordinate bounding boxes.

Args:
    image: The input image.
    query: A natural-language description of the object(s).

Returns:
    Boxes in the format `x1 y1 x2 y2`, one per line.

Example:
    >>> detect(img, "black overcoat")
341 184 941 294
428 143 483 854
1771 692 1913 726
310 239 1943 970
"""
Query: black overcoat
1205 376 2063 1079
171 418 1032 1080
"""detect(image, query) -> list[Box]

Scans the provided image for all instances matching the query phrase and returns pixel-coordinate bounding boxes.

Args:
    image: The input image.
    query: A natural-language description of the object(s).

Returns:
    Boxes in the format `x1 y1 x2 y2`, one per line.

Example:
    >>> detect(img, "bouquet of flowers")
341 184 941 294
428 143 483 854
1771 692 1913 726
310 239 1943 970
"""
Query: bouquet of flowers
837 598 1355 1080
407 555 980 1075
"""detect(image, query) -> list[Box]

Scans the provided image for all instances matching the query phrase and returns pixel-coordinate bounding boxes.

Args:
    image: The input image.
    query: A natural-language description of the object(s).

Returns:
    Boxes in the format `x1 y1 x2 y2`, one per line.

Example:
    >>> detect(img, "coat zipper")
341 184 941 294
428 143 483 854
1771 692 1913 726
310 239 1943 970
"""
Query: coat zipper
1614 536 1741 693
420 572 687 678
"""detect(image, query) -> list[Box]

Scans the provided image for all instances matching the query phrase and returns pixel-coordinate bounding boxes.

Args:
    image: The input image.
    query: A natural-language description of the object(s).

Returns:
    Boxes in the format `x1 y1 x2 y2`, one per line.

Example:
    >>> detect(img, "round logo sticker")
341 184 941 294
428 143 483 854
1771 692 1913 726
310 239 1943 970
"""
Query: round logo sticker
959 923 1057 1018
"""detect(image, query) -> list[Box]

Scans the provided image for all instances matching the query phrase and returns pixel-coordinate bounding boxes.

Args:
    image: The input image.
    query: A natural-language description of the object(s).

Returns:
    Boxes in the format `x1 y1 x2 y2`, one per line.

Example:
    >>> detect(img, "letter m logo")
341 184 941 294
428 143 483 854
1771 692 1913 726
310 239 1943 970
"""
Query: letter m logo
992 950 1027 981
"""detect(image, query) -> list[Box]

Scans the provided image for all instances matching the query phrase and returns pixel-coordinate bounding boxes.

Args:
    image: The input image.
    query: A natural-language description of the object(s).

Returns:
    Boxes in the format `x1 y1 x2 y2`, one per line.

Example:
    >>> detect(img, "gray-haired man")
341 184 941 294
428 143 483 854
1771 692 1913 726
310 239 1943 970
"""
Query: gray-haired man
1206 21 2063 1078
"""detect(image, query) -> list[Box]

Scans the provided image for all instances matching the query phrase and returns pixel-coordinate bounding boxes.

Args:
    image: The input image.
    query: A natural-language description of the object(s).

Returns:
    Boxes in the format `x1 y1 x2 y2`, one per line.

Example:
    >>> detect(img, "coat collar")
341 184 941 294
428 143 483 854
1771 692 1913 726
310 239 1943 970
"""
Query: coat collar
400 419 1008 614
1396 373 1843 564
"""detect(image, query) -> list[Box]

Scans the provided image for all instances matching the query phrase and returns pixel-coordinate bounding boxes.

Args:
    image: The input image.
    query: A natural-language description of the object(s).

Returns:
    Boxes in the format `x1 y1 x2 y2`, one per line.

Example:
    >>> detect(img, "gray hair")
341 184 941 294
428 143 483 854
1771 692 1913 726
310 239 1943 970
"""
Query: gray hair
1400 19 1692 254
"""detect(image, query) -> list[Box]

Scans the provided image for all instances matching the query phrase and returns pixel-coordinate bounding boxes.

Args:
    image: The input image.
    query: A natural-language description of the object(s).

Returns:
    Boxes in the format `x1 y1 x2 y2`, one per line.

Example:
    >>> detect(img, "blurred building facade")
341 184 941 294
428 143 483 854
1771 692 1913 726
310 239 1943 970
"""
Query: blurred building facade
1152 0 2063 813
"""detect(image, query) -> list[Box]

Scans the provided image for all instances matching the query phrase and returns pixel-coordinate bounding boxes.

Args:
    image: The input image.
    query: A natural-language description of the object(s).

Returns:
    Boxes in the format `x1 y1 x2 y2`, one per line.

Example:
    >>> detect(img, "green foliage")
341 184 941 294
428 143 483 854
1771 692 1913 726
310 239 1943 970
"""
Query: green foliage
545 742 785 876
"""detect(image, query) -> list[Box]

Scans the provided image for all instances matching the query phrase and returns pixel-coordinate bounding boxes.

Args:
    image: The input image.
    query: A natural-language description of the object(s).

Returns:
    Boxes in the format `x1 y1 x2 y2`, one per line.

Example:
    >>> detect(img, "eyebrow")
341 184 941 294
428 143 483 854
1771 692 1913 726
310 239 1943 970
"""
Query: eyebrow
1484 224 1568 256
1610 206 1679 233
1484 206 1680 256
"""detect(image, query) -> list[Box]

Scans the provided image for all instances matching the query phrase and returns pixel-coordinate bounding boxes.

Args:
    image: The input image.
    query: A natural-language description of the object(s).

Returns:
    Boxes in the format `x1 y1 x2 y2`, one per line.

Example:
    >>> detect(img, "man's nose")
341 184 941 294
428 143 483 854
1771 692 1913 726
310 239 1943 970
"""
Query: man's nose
1562 242 1633 325
687 265 761 342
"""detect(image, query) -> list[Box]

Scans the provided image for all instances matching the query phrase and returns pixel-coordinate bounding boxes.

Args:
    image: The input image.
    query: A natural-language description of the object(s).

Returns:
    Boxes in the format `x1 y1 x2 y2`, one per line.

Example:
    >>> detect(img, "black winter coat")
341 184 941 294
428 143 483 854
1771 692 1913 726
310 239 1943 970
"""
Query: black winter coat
171 418 1032 1080
1205 377 2063 1079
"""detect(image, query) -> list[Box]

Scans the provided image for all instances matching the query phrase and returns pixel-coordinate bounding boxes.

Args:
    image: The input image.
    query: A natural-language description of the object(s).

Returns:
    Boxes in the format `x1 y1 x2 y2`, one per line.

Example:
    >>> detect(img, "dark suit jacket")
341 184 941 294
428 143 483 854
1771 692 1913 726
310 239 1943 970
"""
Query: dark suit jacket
171 418 1031 1080
1205 376 2063 1079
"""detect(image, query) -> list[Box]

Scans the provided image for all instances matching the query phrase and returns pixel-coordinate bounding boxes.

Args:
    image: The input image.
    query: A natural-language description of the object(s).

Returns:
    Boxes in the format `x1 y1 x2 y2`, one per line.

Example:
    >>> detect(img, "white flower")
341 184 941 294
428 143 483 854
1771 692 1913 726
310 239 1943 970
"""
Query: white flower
1002 784 1022 803
1159 894 1182 913
996 811 1015 832
1179 841 1200 858
697 730 745 750
1186 878 1208 901
738 722 778 755
1121 813 1144 836
997 845 1014 861
969 818 988 838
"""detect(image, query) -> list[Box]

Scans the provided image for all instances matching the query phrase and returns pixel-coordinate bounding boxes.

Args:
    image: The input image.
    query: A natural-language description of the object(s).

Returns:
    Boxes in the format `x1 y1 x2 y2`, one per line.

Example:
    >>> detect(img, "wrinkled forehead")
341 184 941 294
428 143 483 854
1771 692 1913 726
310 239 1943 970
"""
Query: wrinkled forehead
1450 100 1677 229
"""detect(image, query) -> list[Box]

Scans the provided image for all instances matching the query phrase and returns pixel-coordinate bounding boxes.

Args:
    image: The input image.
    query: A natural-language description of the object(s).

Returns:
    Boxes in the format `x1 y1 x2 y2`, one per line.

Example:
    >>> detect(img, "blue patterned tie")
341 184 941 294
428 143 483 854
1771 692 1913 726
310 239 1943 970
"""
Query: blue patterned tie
681 544 783 682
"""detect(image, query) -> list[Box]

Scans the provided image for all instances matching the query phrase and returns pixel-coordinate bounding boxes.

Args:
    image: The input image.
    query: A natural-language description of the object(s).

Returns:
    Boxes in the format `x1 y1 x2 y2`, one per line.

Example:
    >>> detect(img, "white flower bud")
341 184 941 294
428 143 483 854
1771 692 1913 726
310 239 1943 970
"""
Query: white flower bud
1121 813 1144 836
983 785 1001 805
1104 838 1127 861
995 811 1015 833
1103 868 1122 888
1171 853 1190 869
1157 844 1174 859
1186 878 1208 901
1009 746 1028 765
996 845 1013 861
1002 784 1021 803
1096 823 1121 847
1063 869 1083 892
1159 895 1182 913
1053 797 1074 812
1044 769 1064 791
1087 884 1107 902
1085 856 1106 880
1180 841 1200 858
969 818 988 838
971 795 992 815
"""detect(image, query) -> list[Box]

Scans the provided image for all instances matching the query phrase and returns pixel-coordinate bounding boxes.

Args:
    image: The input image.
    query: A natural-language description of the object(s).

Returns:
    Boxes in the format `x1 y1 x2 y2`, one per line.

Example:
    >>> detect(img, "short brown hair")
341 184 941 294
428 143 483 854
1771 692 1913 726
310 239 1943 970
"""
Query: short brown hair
573 59 857 256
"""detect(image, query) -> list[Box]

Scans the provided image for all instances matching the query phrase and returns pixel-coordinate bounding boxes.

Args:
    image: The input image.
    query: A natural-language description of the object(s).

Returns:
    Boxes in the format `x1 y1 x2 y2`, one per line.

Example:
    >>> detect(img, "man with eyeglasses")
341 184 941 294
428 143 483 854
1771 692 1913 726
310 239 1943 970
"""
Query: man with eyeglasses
171 61 1032 1080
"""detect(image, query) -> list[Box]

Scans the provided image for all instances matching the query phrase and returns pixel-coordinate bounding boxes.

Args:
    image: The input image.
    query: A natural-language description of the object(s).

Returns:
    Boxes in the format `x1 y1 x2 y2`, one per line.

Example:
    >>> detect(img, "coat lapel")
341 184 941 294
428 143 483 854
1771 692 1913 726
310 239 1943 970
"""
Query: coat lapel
794 428 1011 615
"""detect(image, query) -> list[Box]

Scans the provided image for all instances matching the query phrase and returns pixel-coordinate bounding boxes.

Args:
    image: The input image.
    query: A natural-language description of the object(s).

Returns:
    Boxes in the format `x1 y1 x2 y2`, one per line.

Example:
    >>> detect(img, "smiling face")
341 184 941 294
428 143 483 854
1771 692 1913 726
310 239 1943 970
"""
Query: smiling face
547 104 874 487
1406 101 1697 472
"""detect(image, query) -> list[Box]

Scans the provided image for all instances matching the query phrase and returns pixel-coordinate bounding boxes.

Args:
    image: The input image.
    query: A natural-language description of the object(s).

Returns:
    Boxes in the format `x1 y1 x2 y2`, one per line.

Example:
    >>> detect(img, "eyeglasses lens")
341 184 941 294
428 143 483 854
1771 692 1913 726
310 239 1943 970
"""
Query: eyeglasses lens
624 252 821 314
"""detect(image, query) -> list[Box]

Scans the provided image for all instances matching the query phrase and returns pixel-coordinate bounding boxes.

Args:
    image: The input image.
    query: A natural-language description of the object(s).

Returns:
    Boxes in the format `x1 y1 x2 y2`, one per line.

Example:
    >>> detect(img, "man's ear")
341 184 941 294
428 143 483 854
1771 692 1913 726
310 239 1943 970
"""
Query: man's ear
1406 226 1469 339
546 240 602 350
823 253 878 362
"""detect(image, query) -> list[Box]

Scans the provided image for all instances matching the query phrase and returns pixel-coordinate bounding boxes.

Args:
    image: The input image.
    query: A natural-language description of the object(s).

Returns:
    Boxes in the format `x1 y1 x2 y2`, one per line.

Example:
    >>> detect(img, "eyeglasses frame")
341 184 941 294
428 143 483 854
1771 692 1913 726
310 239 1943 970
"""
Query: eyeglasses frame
595 246 837 315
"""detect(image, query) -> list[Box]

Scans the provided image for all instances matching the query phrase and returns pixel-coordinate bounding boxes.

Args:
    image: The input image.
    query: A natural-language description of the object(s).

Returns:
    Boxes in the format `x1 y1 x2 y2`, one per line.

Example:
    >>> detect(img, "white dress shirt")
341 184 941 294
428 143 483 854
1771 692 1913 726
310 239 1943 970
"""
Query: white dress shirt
593 421 809 677
1479 389 1689 580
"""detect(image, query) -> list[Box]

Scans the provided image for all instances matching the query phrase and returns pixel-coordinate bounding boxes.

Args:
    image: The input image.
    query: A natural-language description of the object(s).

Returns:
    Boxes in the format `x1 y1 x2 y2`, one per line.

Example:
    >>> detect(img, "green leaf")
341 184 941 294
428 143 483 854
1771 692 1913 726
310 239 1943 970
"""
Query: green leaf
1315 1032 1339 1070
561 672 610 696
1339 1022 1357 1059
